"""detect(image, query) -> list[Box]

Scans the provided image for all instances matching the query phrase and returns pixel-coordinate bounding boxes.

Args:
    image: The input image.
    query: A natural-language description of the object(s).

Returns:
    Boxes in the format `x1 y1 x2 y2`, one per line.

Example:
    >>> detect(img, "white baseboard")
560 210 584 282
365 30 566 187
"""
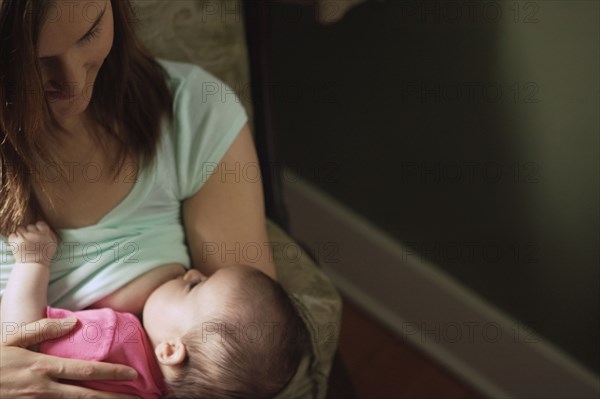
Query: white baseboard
281 167 600 399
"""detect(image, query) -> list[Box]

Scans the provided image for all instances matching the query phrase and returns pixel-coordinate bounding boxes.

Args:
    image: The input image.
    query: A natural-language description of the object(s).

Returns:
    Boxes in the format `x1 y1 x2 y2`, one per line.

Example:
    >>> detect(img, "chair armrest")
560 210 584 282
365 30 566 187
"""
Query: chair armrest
267 219 343 398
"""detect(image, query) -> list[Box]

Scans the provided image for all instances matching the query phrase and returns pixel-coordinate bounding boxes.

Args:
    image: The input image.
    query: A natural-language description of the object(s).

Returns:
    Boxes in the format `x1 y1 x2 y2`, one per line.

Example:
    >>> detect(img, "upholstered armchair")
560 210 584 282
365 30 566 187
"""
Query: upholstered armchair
132 1 344 397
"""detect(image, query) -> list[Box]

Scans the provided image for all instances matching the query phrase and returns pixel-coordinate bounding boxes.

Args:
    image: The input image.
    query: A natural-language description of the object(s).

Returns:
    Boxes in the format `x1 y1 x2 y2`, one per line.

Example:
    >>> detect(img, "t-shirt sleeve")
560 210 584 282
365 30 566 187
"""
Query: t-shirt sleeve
172 64 249 200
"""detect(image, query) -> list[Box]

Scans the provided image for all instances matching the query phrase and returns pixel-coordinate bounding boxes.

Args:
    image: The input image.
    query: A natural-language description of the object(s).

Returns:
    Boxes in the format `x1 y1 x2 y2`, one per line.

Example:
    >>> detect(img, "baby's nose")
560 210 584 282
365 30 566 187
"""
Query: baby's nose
184 268 206 283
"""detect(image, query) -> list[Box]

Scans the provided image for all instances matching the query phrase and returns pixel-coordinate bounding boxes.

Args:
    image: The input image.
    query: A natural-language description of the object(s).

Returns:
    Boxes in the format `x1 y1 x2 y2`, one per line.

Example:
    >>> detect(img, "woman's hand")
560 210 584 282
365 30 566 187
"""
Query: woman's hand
1 317 139 398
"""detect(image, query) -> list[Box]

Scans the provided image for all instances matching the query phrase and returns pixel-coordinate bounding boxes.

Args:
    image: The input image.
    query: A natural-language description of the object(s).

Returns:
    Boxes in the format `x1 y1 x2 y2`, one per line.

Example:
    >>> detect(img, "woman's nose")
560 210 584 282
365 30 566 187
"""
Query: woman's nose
45 55 87 95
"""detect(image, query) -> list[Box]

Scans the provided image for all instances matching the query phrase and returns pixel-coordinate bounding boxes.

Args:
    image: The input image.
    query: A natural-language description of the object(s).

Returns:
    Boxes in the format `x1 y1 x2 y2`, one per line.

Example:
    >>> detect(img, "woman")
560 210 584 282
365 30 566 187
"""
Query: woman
1 0 277 397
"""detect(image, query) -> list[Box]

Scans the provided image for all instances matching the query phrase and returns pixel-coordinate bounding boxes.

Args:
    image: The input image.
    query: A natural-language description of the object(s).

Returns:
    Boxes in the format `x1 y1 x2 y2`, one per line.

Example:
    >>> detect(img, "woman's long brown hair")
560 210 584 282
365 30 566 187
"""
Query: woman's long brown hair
0 0 174 242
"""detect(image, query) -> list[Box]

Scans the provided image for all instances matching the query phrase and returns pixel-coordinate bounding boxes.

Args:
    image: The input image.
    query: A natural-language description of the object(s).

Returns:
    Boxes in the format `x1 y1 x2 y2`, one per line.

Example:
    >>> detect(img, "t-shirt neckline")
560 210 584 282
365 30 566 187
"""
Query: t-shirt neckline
58 152 146 232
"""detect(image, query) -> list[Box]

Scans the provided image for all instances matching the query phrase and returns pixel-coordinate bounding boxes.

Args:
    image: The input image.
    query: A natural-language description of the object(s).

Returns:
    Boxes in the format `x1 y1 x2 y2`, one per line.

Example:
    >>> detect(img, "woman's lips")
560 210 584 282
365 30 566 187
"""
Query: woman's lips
45 90 74 101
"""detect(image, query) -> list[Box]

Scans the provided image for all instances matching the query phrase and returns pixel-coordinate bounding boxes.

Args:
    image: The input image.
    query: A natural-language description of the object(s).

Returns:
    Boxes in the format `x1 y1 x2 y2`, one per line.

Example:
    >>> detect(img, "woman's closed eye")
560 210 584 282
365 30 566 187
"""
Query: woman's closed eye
81 27 102 44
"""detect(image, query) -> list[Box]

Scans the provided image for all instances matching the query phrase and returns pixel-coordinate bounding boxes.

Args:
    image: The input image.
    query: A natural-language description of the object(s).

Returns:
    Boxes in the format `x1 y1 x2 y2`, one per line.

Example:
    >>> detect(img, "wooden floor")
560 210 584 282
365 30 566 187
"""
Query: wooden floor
334 297 484 399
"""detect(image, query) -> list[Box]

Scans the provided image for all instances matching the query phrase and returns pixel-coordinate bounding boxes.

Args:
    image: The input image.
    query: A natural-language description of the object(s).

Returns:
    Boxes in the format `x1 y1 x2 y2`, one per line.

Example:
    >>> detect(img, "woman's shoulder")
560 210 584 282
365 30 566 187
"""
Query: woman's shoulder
154 58 248 200
155 57 227 94
155 57 246 133
155 57 197 79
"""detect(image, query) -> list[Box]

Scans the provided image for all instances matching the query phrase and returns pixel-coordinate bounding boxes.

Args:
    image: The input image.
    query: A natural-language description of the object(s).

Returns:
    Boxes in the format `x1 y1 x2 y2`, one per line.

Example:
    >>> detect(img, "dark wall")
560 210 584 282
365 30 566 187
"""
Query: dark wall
267 1 599 374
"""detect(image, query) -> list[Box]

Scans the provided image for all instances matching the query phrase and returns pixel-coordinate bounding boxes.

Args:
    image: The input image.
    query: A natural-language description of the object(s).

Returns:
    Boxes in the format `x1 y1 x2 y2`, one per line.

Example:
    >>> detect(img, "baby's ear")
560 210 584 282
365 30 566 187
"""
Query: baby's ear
155 338 187 367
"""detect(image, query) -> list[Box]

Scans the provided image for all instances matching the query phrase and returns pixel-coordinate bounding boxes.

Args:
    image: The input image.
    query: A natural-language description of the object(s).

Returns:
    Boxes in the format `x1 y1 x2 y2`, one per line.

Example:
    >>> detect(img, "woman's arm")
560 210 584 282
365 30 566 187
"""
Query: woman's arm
0 226 140 398
182 123 277 280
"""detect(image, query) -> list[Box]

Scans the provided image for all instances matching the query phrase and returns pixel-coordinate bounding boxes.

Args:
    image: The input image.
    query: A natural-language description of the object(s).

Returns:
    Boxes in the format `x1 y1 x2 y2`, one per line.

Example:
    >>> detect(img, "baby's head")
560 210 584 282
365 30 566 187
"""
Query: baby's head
142 265 310 399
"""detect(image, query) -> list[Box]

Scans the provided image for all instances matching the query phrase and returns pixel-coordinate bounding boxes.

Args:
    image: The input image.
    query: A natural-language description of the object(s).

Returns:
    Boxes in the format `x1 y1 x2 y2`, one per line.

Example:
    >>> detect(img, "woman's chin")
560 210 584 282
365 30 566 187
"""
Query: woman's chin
47 96 88 118
49 107 92 131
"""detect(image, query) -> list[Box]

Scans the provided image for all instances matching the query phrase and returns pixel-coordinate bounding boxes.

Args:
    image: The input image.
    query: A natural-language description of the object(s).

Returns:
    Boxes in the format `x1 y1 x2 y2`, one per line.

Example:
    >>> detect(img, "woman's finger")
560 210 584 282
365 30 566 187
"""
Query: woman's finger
2 317 77 347
47 357 138 381
14 227 26 241
49 381 140 399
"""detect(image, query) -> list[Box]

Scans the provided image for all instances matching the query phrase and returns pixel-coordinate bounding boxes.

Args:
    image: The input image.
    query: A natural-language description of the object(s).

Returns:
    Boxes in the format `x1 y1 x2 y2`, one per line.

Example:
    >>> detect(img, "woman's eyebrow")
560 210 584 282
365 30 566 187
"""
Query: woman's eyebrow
76 1 107 43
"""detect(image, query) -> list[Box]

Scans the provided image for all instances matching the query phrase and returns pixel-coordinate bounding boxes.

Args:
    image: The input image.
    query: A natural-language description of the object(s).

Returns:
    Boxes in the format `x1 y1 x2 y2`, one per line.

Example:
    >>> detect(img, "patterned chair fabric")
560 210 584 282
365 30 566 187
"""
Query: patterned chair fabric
132 1 342 397
132 0 255 131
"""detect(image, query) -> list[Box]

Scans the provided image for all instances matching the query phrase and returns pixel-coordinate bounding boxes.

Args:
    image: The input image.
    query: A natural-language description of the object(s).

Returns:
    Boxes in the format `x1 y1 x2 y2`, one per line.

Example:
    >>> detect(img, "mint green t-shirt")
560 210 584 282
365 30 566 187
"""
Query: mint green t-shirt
0 58 249 309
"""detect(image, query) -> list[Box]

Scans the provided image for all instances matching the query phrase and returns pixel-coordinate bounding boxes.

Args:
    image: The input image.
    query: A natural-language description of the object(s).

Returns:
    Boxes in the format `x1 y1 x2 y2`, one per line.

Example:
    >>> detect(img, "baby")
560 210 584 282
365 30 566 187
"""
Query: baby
0 222 310 399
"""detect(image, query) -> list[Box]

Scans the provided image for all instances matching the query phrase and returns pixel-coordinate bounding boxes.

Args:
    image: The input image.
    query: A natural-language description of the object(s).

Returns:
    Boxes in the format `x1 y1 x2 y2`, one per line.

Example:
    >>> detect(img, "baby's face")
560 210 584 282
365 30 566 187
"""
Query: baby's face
142 266 241 346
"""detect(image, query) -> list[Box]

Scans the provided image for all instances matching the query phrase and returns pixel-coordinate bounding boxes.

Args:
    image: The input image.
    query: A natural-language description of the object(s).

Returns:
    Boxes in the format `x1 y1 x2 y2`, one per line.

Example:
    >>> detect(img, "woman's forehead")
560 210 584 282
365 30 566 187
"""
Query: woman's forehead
37 0 108 57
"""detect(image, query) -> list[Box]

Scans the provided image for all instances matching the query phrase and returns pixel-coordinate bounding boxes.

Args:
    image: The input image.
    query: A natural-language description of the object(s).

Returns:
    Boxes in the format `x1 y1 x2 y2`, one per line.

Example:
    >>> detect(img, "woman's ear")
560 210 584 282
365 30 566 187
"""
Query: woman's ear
155 338 187 366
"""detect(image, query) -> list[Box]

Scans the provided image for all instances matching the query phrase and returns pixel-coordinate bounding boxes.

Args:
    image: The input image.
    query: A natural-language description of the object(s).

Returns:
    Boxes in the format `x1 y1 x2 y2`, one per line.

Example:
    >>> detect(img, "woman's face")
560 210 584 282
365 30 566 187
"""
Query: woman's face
36 0 114 122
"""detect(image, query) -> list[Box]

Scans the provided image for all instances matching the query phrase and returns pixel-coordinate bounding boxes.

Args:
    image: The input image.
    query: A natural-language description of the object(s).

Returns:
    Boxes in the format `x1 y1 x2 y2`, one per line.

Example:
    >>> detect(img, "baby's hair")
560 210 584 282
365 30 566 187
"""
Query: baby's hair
166 265 311 399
